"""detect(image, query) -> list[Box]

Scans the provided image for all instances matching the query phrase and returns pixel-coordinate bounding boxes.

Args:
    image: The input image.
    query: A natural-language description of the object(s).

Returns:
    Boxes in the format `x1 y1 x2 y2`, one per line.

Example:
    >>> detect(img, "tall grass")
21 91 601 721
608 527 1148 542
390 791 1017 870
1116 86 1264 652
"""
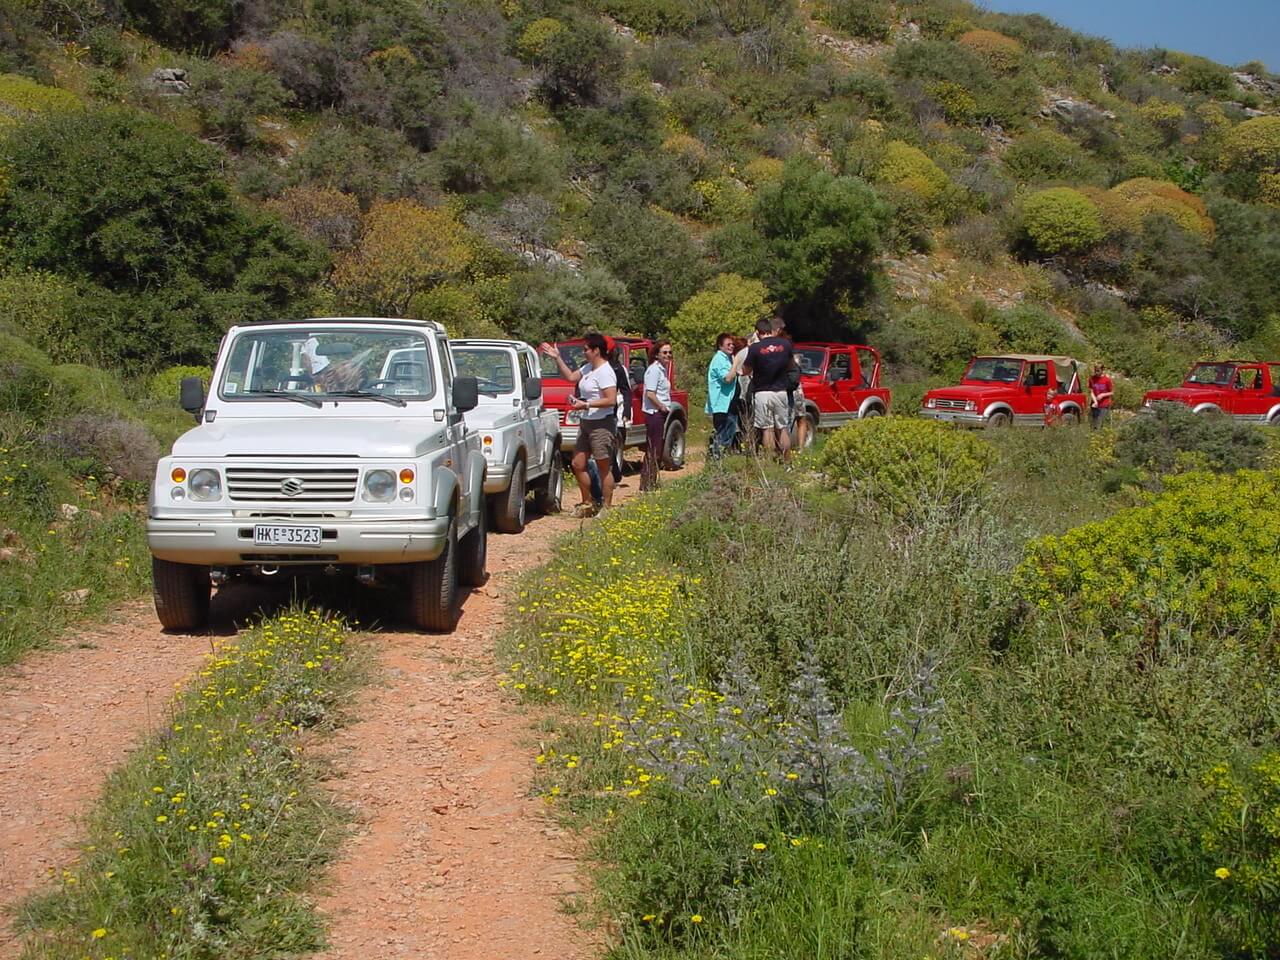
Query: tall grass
506 424 1279 957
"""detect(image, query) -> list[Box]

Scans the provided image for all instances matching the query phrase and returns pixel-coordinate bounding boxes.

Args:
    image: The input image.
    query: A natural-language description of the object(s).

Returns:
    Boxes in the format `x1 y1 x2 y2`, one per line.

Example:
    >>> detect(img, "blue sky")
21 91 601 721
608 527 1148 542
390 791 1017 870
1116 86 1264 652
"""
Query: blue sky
977 0 1280 70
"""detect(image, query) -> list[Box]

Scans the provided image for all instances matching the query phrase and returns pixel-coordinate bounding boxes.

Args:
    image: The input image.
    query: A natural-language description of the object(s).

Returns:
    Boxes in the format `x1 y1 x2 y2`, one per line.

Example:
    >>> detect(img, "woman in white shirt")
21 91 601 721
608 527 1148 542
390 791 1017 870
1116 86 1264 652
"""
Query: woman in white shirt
540 334 618 517
640 341 673 492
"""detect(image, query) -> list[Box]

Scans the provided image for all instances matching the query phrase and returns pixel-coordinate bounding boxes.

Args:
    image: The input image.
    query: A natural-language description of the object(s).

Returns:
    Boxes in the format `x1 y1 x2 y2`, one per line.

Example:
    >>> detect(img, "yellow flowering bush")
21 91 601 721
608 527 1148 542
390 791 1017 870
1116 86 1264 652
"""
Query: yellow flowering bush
876 141 951 201
1017 471 1280 651
957 29 1023 71
818 417 995 520
0 73 81 127
516 17 564 62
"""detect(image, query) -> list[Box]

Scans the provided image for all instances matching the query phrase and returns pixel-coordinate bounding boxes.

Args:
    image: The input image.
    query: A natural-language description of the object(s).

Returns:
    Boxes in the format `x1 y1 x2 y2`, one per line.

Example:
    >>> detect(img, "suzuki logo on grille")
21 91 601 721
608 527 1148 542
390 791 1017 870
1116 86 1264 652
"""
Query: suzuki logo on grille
280 477 305 497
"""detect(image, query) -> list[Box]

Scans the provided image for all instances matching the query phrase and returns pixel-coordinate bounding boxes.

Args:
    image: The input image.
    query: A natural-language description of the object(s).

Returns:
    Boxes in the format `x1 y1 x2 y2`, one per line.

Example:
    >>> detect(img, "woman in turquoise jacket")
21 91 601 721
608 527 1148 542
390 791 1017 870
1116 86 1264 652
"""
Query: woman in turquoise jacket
706 333 739 458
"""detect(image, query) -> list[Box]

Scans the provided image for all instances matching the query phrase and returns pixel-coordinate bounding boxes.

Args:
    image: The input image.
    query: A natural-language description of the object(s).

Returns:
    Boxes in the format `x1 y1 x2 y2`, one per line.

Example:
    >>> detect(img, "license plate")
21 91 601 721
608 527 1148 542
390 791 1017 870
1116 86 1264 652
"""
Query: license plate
253 525 322 547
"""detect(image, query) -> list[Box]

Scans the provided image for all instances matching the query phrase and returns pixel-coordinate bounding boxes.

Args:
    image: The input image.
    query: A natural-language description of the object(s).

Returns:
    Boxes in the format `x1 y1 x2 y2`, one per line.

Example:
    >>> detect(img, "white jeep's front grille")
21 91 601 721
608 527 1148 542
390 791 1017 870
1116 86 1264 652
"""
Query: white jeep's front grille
226 467 359 503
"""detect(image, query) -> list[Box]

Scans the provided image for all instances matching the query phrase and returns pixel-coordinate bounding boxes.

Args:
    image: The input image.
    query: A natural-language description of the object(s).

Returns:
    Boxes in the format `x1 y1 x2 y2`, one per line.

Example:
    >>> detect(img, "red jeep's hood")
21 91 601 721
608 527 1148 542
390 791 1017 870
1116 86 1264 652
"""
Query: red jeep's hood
923 384 1007 401
1144 387 1218 405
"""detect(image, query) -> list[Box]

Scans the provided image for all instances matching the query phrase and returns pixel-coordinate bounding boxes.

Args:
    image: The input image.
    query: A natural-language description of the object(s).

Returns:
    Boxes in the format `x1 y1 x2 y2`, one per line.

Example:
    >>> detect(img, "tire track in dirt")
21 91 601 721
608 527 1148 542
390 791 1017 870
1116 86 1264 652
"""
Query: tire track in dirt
307 469 673 960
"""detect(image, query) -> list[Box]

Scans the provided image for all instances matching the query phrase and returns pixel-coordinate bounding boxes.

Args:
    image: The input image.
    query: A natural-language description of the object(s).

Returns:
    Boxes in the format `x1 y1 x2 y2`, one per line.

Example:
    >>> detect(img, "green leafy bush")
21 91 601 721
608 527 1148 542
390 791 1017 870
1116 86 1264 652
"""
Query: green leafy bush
880 304 995 377
875 140 951 200
721 156 887 326
120 0 238 50
533 16 622 107
1109 402 1269 484
0 107 324 369
1220 115 1280 173
1002 128 1104 185
819 0 892 42
667 273 769 359
187 60 291 150
148 365 211 406
0 270 88 364
1017 470 1280 652
1019 186 1105 256
0 72 80 126
817 417 995 519
431 113 561 200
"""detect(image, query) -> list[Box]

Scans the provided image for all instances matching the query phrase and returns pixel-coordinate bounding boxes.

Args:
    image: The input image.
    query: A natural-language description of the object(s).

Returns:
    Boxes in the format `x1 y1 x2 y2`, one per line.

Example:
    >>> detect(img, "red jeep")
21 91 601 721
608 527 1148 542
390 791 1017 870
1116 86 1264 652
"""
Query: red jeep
1142 360 1280 424
540 337 690 467
792 342 891 438
921 354 1086 427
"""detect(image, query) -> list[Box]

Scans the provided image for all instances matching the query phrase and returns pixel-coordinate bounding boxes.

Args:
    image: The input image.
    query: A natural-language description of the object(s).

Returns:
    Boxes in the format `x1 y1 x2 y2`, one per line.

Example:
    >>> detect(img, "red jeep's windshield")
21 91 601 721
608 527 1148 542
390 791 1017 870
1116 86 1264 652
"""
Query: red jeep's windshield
796 348 827 375
1185 362 1234 386
540 343 587 378
963 357 1023 384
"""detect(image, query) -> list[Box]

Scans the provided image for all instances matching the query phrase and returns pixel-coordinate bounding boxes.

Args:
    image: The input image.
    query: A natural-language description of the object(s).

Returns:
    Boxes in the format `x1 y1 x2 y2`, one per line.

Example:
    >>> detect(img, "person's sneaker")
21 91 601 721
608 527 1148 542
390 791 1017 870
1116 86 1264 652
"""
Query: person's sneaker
571 503 597 519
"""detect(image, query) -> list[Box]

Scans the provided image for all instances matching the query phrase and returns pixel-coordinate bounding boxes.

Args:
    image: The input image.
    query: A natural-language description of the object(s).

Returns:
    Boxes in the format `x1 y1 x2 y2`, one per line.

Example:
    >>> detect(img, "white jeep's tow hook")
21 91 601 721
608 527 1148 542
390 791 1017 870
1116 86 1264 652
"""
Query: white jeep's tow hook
258 565 280 577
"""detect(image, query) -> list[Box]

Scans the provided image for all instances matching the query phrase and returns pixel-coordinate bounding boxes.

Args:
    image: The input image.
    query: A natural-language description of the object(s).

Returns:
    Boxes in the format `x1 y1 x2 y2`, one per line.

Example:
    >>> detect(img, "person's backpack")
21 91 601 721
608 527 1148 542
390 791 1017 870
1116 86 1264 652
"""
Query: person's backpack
785 359 802 392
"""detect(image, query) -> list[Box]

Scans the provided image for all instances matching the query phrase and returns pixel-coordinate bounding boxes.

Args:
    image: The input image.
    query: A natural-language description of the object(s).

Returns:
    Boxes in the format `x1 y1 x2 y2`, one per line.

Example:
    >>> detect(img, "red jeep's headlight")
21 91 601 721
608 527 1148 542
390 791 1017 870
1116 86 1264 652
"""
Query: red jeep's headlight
965 400 977 412
924 397 936 409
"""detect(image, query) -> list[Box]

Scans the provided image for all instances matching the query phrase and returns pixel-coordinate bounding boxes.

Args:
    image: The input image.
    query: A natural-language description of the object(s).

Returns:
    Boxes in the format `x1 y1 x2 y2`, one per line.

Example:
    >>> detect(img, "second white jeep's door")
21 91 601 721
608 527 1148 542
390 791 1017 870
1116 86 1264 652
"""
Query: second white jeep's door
520 346 548 474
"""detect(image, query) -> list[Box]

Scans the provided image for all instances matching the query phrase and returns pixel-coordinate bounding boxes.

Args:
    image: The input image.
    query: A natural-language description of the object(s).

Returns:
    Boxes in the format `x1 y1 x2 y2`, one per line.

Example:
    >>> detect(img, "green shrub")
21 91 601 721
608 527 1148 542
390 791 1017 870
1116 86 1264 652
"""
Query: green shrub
187 59 291 150
819 0 892 42
1002 128 1105 185
148 365 212 406
875 140 950 200
957 29 1023 72
0 73 80 126
1017 470 1280 653
0 270 89 364
880 305 996 377
817 417 995 519
1221 115 1280 173
975 301 1076 354
516 17 564 61
533 16 622 107
0 107 325 369
1174 57 1234 98
595 0 698 35
1019 186 1105 256
431 113 561 200
120 0 237 50
1110 402 1269 483
722 156 887 326
667 273 769 359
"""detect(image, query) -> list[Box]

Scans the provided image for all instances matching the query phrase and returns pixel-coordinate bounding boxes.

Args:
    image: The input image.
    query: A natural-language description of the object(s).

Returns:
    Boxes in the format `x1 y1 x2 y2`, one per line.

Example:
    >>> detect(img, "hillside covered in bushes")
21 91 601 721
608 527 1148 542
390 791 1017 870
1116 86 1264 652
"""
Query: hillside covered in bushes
2 0 1280 655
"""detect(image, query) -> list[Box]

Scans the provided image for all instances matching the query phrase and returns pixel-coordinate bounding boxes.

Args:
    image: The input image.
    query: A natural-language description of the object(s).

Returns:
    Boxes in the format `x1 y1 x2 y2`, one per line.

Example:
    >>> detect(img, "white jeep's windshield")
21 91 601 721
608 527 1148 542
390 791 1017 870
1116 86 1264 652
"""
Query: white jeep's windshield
964 357 1024 384
1185 362 1233 386
541 343 586 378
219 329 435 402
451 346 517 396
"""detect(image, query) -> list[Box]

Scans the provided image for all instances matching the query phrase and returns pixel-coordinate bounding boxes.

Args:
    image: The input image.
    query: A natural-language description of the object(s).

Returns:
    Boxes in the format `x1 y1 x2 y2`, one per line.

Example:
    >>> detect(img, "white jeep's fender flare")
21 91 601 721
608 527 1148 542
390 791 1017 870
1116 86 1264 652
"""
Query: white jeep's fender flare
465 451 487 527
432 468 459 521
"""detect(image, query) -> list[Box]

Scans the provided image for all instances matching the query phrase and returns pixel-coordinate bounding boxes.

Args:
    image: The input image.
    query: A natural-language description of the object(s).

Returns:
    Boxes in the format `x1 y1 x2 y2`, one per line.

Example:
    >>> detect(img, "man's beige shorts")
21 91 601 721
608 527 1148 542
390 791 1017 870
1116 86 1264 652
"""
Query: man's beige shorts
576 420 617 460
753 390 790 430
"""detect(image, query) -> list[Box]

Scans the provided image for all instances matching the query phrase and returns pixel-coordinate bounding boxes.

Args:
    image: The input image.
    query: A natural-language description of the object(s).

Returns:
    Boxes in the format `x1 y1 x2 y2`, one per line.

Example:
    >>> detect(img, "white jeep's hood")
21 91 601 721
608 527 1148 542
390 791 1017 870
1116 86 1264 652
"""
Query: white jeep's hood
171 417 447 459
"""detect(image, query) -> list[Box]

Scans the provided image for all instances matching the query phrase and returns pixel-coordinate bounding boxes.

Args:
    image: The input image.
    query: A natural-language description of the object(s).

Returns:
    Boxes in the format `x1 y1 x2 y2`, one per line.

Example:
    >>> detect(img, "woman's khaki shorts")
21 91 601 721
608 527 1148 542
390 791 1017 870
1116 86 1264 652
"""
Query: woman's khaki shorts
576 419 617 460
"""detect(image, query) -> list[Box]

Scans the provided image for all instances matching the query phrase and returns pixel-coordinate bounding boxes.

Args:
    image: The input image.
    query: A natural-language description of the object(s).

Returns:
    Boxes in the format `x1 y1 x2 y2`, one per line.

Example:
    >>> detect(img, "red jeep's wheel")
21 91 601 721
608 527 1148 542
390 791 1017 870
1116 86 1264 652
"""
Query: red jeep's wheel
986 410 1012 428
662 417 686 470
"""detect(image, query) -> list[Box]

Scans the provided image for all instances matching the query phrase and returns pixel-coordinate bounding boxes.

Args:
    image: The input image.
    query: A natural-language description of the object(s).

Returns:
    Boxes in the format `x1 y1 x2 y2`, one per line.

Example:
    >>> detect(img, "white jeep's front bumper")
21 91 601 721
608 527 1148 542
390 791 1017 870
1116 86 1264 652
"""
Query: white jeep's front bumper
147 515 453 566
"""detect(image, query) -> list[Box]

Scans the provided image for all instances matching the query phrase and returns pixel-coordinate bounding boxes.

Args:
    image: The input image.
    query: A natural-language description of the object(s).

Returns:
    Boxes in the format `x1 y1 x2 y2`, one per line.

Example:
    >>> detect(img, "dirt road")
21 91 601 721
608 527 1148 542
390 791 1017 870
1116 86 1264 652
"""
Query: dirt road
0 463 670 956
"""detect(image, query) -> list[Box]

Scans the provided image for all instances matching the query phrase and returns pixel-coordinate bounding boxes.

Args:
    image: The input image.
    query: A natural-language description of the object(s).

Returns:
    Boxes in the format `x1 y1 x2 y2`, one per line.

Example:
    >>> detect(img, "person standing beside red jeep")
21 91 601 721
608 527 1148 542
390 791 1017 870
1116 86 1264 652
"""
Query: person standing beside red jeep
541 335 618 517
641 341 674 492
1089 362 1113 429
744 317 796 462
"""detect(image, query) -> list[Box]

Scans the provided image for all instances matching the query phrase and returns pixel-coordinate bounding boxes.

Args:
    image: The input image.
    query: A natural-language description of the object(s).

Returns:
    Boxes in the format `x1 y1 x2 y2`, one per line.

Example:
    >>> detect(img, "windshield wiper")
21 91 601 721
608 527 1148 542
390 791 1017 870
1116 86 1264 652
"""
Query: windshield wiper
244 389 322 408
327 389 407 408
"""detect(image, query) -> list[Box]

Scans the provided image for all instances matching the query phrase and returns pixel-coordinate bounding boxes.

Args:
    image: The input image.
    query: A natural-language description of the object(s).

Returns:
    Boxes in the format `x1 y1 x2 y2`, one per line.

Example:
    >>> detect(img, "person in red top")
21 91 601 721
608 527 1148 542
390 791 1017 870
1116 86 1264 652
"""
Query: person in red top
1088 362 1113 429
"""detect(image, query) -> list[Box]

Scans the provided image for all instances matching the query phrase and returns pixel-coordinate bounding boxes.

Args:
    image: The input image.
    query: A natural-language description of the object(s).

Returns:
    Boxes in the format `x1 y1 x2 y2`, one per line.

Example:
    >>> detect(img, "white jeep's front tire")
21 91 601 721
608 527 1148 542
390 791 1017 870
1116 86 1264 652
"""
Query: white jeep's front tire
152 557 211 631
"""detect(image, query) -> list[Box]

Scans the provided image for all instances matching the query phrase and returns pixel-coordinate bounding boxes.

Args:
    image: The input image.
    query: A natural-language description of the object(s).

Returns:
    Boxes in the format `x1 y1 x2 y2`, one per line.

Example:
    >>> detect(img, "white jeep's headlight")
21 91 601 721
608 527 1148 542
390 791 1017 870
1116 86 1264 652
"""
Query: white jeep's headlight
363 469 396 502
188 468 222 501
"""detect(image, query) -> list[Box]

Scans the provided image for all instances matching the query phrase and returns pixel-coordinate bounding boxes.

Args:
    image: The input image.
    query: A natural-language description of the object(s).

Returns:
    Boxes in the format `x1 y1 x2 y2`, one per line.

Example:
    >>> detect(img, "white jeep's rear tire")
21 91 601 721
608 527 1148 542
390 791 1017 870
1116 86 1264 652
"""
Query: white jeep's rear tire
492 459 527 534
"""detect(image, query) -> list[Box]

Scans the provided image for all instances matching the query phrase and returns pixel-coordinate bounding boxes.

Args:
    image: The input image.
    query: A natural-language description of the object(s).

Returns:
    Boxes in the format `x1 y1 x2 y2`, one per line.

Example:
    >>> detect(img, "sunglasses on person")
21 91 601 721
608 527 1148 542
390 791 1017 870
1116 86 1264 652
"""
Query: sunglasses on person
658 349 673 356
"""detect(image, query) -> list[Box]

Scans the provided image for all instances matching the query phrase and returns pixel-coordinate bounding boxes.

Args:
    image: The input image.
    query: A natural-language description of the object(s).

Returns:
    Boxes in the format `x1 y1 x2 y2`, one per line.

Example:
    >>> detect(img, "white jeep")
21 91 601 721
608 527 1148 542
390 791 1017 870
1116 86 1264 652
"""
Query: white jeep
146 318 488 633
448 339 564 533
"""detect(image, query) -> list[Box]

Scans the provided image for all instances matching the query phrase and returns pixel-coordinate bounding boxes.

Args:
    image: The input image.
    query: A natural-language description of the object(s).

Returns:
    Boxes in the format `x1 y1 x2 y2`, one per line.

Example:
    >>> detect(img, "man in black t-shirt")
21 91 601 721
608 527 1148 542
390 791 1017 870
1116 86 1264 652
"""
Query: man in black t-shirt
743 317 796 461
